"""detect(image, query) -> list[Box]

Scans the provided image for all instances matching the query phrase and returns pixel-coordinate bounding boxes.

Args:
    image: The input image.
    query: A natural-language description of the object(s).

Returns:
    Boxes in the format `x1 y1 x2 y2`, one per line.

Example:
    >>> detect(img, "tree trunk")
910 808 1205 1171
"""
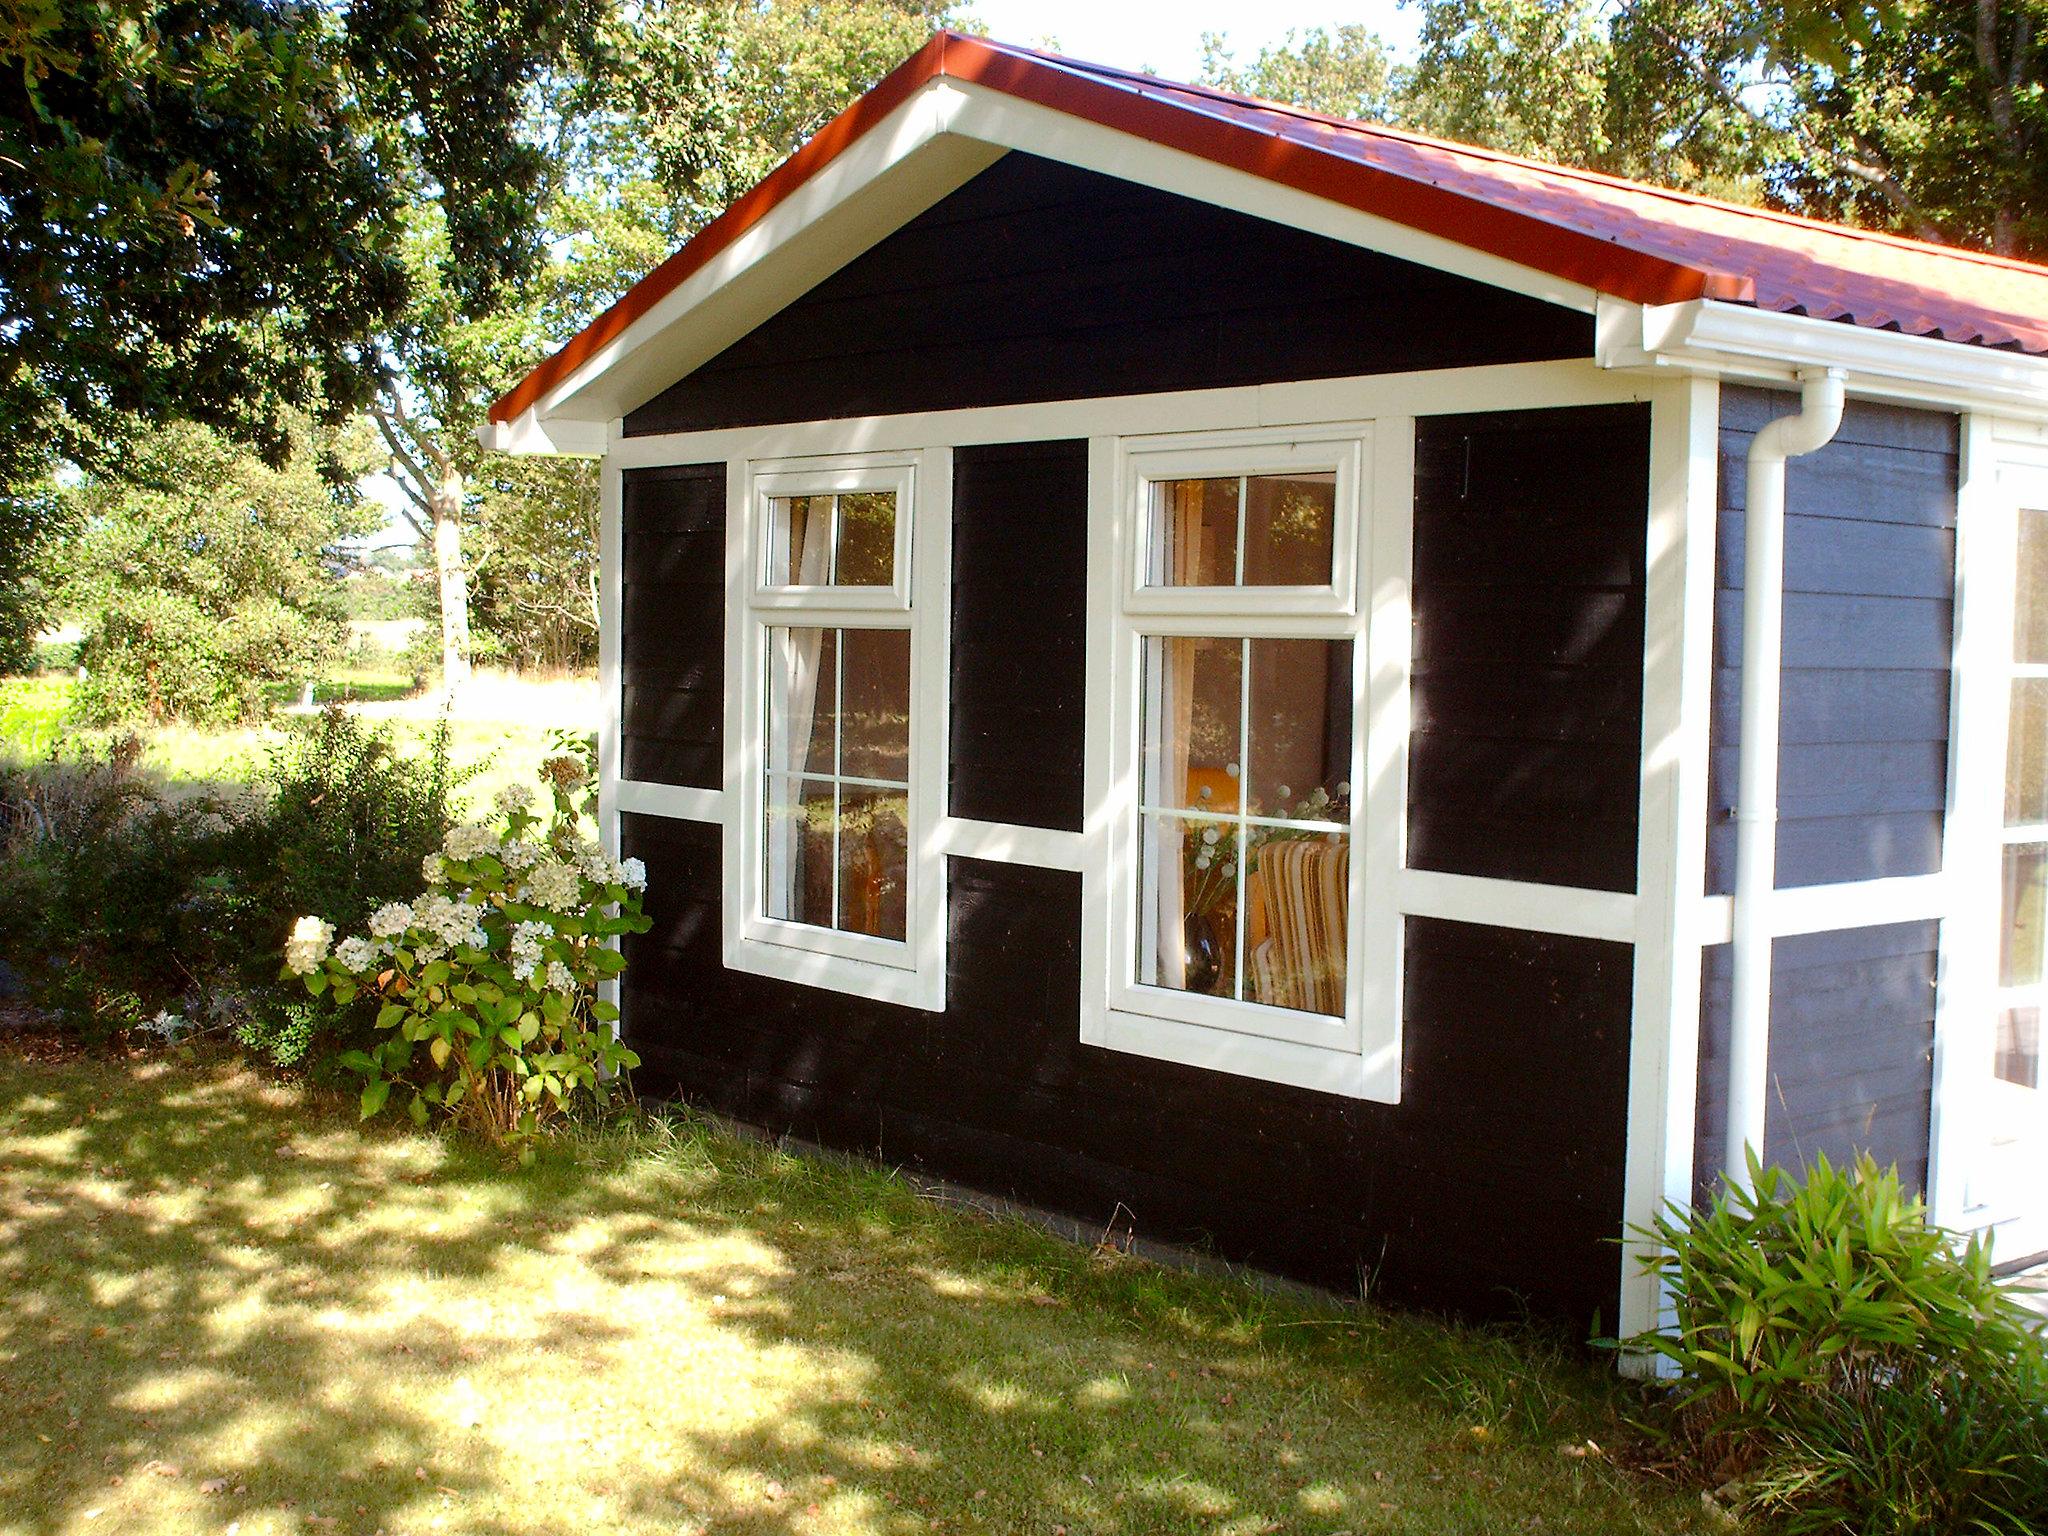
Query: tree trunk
431 469 471 692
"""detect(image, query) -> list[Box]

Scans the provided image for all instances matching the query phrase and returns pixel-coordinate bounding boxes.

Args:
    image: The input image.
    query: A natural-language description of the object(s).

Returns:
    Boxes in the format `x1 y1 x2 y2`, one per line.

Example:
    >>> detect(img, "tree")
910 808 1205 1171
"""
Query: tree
57 419 381 725
1 0 612 489
1198 27 1399 123
378 0 960 689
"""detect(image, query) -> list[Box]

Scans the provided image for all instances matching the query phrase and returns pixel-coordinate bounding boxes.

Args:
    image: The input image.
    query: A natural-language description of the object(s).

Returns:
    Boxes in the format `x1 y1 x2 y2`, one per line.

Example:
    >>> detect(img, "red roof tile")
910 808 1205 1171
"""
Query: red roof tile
492 31 2048 425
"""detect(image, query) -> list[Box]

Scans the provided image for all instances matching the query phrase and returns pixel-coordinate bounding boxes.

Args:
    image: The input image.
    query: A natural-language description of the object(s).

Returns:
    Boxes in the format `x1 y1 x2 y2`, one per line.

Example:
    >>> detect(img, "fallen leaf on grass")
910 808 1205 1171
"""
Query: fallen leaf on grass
200 1478 229 1494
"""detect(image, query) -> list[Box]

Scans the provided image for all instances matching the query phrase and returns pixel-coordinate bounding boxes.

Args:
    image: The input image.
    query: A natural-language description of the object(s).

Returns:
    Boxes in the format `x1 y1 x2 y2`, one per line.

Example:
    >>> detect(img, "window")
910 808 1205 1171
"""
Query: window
1093 426 1396 1098
1995 504 2048 1091
727 453 946 1010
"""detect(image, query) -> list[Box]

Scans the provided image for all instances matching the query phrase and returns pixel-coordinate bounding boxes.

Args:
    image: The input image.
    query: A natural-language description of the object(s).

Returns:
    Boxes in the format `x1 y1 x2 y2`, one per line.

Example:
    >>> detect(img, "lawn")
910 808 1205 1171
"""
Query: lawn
0 1050 1705 1536
0 671 594 814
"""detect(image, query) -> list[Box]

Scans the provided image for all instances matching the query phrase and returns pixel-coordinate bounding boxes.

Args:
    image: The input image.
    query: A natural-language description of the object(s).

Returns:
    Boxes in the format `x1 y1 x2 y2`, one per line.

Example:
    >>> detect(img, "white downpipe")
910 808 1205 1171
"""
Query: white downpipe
1725 368 1847 1181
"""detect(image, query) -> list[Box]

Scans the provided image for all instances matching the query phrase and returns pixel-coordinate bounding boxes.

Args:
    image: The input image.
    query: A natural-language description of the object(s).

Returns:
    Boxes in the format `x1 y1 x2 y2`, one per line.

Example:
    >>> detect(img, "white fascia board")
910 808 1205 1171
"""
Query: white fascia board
1598 296 2048 418
479 410 608 457
520 82 1002 433
504 74 1615 450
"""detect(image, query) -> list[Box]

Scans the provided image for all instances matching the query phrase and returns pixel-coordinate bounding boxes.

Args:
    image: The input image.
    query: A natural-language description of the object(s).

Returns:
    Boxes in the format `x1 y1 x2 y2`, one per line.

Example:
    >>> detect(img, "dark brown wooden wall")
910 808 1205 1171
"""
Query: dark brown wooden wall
1409 405 1651 892
949 441 1089 831
623 152 1594 437
620 463 726 788
622 812 1634 1326
1693 388 1957 1197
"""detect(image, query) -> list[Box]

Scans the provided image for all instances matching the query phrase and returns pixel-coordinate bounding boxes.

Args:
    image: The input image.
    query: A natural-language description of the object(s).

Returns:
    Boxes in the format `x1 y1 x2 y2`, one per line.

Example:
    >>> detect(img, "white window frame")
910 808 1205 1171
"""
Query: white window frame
723 448 949 1011
1086 423 1405 1101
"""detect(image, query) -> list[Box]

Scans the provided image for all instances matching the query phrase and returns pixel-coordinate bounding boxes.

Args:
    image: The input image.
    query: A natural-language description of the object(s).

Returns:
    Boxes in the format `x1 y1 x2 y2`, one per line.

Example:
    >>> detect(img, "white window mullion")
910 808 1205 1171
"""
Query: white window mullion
1234 635 1251 1000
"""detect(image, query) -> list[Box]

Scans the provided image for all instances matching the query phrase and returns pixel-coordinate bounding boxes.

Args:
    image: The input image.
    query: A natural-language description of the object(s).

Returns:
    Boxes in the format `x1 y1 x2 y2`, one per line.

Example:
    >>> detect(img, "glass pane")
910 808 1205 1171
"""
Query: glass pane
2008 678 2048 827
1140 635 1242 812
834 491 896 586
1243 472 1336 586
1246 638 1352 820
2001 844 2048 987
765 627 837 778
837 628 910 783
1150 478 1239 586
837 786 908 941
1996 1006 2041 1089
764 775 835 928
769 496 834 586
1137 813 1239 1000
1243 830 1349 1017
2017 509 2048 664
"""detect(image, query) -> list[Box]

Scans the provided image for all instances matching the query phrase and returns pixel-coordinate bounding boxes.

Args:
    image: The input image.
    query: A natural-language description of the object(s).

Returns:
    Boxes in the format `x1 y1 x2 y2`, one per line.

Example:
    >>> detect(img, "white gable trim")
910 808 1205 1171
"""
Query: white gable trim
487 76 1614 453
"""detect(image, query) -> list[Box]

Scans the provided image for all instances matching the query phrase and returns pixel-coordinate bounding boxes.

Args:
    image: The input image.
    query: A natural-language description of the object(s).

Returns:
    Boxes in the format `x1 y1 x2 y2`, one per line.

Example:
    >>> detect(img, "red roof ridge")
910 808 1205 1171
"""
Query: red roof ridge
962 30 2047 282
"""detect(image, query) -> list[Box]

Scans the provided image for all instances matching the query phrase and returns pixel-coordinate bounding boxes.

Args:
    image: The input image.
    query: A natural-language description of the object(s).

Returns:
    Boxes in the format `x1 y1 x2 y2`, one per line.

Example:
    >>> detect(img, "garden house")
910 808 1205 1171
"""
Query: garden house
485 32 2048 1349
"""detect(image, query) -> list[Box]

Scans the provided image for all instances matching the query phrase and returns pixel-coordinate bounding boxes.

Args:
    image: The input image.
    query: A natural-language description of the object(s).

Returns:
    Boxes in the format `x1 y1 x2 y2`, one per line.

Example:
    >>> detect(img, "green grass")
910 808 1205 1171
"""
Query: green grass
0 674 574 815
0 1050 1703 1536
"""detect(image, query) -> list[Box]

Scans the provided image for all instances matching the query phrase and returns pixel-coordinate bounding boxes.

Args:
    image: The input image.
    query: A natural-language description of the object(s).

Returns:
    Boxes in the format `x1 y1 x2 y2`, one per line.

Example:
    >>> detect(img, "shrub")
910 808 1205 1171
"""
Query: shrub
0 709 459 1067
1629 1151 2048 1533
0 739 244 1041
287 751 648 1151
219 708 462 1066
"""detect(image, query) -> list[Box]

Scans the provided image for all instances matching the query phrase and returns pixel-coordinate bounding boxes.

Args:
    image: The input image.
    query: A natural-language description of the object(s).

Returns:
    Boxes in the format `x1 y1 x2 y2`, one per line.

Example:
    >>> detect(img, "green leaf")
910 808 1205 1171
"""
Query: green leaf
359 1078 390 1120
337 1050 378 1074
408 1092 429 1127
376 1002 406 1029
430 1035 452 1069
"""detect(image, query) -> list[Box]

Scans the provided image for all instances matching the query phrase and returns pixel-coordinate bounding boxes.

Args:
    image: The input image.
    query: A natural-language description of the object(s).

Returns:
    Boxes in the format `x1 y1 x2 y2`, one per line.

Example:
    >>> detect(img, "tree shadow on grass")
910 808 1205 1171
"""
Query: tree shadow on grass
0 1054 1692 1536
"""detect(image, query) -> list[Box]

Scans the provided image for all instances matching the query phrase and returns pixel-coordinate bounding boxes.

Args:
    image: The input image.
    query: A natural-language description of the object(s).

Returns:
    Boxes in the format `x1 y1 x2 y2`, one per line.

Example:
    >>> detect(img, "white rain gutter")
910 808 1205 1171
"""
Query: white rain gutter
1725 366 1847 1180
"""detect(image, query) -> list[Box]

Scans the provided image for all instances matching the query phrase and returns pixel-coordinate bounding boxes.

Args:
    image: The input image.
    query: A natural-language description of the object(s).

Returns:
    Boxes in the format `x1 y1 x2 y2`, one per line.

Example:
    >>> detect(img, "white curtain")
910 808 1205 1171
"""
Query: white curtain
766 500 836 921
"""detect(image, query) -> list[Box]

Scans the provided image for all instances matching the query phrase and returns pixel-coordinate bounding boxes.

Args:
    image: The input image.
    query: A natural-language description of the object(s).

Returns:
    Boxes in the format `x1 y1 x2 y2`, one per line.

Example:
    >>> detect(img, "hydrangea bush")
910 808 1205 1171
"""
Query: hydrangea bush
285 753 650 1147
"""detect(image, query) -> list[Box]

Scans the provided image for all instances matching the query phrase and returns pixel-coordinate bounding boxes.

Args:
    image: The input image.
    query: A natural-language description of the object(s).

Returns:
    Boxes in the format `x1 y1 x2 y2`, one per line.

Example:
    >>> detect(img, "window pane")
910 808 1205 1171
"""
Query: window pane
837 786 907 941
1246 638 1352 820
1140 635 1242 812
1243 473 1336 586
1244 831 1349 1017
2008 678 2048 827
764 775 835 928
765 627 837 778
769 496 834 586
838 628 910 783
1997 1006 2042 1089
2017 509 2048 664
835 491 896 586
1137 813 1240 999
1151 478 1239 586
2002 844 2048 987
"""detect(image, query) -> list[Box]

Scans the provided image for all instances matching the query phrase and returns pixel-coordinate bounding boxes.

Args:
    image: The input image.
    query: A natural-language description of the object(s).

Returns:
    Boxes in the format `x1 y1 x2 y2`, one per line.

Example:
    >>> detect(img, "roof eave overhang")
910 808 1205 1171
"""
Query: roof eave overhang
1597 296 2048 419
486 35 1754 453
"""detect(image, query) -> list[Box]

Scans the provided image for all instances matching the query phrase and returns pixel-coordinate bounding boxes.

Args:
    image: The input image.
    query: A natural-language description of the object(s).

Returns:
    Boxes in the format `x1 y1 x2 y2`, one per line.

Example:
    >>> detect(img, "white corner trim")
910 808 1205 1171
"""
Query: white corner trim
1598 297 2048 419
1695 873 1954 947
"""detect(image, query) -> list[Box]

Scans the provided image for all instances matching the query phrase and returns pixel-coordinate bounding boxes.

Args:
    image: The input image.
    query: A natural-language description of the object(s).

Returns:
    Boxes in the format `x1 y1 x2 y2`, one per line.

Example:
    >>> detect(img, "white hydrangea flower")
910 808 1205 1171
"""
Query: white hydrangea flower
335 935 379 974
619 856 647 891
524 859 584 912
368 902 413 939
500 838 542 871
284 916 334 975
544 960 574 993
509 919 552 982
493 782 536 815
420 852 445 885
413 892 486 948
443 821 499 862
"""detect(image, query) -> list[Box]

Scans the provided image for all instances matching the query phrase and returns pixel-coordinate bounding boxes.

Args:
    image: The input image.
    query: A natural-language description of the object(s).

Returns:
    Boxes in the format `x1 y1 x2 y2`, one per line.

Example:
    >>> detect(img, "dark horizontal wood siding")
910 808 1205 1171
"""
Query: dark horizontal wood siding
1694 389 1955 1199
1694 923 1939 1200
624 152 1594 437
622 807 1633 1328
1408 405 1651 892
620 463 726 788
1707 389 1958 892
949 441 1089 831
